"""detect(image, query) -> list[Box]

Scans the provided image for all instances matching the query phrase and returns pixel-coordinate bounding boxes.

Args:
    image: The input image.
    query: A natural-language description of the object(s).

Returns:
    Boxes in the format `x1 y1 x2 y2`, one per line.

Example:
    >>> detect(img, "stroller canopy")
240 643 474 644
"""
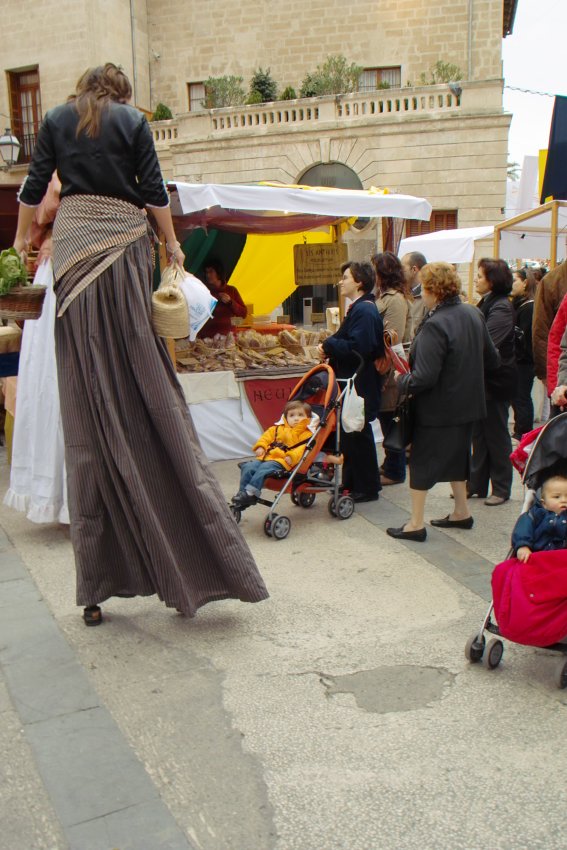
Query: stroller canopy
523 412 567 489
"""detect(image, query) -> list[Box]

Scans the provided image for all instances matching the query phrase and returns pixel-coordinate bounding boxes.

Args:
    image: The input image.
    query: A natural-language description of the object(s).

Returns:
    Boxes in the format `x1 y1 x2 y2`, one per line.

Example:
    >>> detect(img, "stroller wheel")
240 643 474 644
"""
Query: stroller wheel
328 497 338 517
271 514 291 540
335 495 355 520
555 658 567 690
464 632 485 663
297 493 316 508
230 505 242 524
484 638 504 670
263 517 273 537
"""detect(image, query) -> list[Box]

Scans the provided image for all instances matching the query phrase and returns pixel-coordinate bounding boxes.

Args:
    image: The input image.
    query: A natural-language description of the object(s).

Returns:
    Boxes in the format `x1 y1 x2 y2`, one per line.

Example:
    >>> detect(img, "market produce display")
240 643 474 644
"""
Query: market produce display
175 328 330 373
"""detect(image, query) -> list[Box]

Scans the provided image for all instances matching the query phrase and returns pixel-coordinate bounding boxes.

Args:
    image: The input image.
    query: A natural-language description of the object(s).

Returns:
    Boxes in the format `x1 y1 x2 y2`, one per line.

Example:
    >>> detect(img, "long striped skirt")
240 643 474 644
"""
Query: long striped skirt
54 236 269 615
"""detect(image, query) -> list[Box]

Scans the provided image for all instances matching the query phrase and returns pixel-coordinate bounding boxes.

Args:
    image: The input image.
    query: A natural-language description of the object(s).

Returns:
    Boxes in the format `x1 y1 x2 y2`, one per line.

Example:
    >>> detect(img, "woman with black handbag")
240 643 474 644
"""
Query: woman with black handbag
386 262 500 542
319 261 384 502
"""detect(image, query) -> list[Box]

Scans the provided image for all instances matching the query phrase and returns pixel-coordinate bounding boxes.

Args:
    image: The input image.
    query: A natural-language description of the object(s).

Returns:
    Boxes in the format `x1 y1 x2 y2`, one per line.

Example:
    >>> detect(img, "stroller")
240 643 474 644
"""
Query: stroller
229 362 361 540
465 412 567 688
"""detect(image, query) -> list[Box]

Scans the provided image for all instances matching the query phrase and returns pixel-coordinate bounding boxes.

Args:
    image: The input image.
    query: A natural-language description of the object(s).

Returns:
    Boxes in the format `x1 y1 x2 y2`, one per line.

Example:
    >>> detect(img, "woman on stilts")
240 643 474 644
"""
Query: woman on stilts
13 63 268 625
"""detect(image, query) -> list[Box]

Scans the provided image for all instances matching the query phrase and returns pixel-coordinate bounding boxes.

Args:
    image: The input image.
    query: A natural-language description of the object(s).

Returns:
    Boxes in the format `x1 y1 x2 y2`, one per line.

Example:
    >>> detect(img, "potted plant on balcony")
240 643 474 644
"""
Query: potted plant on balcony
0 248 45 320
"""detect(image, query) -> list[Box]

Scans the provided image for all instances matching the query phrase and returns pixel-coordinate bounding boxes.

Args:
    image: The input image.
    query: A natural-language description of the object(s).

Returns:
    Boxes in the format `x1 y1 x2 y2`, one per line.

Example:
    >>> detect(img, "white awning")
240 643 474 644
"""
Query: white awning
170 181 432 224
398 226 494 263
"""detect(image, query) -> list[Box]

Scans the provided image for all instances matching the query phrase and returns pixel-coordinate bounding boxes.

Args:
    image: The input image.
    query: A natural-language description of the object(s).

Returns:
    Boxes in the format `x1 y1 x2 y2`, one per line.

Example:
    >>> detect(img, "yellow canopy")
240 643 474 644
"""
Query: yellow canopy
228 229 333 314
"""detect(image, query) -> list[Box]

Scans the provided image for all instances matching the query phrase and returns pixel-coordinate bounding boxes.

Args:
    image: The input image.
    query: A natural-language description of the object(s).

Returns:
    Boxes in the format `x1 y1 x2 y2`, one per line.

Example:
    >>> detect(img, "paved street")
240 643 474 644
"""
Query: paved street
1 447 566 850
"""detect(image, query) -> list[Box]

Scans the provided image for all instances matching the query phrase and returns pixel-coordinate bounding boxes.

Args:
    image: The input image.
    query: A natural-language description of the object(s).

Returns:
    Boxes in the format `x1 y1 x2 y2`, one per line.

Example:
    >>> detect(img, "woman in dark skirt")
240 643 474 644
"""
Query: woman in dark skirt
387 263 500 542
12 63 268 624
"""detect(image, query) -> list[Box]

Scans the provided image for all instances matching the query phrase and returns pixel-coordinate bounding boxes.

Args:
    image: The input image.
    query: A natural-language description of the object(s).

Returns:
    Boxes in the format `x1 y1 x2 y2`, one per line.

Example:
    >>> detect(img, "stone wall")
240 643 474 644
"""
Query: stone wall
147 0 503 114
0 0 151 123
154 81 510 230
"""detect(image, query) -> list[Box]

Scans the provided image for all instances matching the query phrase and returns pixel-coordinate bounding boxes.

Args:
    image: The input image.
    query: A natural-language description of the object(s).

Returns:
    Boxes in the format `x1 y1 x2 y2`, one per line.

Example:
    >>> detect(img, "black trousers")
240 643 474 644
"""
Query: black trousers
511 362 535 438
469 399 513 499
341 421 380 496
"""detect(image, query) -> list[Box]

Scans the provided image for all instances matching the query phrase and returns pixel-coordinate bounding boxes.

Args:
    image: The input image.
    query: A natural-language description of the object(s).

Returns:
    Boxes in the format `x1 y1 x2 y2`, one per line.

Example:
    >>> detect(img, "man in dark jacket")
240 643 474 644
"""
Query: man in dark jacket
320 261 384 502
533 261 567 381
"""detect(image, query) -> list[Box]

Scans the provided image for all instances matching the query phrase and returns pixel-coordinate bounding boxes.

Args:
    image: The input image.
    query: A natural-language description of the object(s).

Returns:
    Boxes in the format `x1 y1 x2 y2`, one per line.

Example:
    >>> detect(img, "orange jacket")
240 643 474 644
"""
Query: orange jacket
253 417 313 469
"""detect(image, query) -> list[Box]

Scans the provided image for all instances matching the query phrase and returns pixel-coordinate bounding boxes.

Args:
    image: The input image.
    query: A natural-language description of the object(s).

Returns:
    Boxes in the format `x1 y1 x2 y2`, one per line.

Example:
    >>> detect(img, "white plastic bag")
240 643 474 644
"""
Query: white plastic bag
341 378 365 433
177 273 218 340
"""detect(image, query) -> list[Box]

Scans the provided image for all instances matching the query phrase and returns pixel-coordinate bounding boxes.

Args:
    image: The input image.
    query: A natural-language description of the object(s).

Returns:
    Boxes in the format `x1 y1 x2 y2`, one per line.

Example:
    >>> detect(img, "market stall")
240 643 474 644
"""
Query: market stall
398 225 494 299
492 200 567 269
168 181 433 459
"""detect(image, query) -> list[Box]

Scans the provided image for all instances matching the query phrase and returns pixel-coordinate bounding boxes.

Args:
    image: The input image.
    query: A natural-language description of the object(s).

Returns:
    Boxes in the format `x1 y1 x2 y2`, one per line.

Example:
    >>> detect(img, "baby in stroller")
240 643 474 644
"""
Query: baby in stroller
512 471 567 563
466 416 567 681
232 399 317 508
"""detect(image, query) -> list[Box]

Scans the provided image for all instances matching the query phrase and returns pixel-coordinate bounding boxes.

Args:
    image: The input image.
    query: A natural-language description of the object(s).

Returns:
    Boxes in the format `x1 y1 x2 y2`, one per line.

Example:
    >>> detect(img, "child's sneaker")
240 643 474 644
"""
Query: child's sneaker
232 491 258 508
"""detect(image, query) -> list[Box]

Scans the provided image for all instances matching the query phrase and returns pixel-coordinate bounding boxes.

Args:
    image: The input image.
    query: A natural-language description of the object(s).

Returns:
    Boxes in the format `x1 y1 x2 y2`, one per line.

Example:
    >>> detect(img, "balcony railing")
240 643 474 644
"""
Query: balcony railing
151 80 503 149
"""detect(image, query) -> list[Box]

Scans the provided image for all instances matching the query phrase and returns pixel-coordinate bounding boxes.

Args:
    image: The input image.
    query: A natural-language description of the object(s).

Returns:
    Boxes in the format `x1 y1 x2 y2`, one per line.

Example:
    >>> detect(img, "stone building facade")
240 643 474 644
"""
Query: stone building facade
0 0 517 264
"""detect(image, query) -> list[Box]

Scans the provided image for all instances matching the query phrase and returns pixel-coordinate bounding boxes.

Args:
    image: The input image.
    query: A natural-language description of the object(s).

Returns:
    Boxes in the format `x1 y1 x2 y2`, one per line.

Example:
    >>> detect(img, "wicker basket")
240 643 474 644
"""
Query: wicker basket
0 285 47 321
151 264 189 339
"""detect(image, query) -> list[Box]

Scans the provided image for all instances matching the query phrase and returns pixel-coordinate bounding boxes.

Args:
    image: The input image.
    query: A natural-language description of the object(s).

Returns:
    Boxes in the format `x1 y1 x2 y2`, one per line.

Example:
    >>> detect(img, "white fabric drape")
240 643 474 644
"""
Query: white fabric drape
3 260 69 524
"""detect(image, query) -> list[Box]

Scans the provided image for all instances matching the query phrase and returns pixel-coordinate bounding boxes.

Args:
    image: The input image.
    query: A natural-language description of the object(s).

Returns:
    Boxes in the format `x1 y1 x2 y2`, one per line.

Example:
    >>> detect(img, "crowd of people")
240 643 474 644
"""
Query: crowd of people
314 250 564 543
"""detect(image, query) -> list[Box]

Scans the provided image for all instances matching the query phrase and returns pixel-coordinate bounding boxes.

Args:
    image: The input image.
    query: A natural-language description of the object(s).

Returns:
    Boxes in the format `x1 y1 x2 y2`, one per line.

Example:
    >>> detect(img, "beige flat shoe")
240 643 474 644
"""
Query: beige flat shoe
484 495 508 506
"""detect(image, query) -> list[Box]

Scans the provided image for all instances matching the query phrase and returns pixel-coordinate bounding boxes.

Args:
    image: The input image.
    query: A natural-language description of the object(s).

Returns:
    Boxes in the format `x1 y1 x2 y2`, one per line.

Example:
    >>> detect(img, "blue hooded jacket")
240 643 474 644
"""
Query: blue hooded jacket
512 500 567 554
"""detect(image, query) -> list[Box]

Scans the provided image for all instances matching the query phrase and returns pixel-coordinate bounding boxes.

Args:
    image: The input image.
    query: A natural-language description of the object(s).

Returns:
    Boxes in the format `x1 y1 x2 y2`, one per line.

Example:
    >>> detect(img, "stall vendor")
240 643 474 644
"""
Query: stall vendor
198 259 247 337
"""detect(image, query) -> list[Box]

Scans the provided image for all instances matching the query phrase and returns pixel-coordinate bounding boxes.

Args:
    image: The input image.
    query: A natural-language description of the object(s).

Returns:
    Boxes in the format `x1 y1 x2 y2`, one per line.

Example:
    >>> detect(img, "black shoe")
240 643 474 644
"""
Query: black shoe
386 525 427 542
83 605 103 626
430 515 474 529
352 492 379 503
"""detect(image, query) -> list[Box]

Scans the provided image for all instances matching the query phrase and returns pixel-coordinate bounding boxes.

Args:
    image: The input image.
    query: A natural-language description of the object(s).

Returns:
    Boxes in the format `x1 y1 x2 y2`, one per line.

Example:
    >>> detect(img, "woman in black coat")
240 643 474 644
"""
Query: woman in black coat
510 268 537 439
387 263 500 542
469 259 518 505
320 261 384 502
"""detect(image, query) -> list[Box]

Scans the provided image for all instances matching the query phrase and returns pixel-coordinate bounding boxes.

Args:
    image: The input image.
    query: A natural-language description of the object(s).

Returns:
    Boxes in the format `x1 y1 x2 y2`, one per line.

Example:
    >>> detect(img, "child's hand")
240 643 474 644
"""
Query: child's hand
551 385 567 407
517 546 532 563
284 455 293 467
255 448 265 458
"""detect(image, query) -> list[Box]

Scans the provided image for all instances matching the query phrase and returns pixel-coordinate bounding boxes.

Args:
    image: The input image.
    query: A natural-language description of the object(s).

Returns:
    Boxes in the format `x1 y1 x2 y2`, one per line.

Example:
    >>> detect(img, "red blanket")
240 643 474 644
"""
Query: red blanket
491 550 567 646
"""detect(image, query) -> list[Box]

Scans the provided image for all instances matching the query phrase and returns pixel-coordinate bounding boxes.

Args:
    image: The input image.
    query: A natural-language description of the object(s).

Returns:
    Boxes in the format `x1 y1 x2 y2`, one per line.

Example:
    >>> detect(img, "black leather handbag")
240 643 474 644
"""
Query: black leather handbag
383 392 414 452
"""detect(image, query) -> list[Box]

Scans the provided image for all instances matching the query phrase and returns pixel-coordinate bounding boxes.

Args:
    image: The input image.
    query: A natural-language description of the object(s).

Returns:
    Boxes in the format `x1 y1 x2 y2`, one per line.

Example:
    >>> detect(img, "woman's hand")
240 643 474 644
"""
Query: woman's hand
168 245 186 268
317 343 327 361
516 546 531 563
551 385 567 407
218 292 232 305
13 235 29 261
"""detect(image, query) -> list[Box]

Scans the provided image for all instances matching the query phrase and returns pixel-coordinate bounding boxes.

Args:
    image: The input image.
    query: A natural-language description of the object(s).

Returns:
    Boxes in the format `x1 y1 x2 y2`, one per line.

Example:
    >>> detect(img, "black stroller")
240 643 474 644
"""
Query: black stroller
465 412 567 688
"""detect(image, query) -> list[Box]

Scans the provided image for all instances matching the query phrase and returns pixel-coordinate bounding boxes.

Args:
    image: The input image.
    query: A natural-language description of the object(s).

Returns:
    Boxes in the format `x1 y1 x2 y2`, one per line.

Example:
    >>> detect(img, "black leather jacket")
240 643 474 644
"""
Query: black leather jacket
19 101 169 210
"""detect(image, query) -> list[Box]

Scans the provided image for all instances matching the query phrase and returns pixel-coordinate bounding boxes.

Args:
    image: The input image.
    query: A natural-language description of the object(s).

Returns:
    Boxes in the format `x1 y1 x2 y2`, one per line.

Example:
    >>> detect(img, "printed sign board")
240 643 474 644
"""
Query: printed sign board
294 242 348 287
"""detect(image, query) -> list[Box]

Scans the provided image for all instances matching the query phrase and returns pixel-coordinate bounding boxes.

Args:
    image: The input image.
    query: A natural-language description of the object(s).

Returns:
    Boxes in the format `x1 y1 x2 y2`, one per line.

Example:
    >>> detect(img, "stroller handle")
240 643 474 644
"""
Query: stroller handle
352 351 365 380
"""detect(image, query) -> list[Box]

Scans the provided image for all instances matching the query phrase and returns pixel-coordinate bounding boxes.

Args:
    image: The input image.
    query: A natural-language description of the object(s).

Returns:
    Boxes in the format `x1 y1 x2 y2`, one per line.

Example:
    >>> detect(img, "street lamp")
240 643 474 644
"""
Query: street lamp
0 127 21 170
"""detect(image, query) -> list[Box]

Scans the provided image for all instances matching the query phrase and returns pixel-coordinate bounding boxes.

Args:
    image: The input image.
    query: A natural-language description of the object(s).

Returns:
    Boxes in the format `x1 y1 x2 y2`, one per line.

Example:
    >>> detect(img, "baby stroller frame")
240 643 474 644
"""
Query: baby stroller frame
229 358 365 540
465 412 567 687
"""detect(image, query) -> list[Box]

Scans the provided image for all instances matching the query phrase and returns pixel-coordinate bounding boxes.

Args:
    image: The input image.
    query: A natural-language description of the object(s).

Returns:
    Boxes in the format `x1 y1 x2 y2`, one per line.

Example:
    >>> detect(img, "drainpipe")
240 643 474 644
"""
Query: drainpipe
130 0 138 105
467 0 473 81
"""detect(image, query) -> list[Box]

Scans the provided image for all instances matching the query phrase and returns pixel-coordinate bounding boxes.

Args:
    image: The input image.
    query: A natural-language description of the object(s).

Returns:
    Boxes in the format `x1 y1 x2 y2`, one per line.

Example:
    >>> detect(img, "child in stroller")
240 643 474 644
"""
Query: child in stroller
229 363 353 540
466 413 567 686
512 472 567 562
232 399 317 508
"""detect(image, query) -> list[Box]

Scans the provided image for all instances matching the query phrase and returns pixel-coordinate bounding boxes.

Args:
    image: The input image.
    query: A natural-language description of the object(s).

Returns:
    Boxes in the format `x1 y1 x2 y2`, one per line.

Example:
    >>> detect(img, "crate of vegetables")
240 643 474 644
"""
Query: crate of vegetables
0 248 46 321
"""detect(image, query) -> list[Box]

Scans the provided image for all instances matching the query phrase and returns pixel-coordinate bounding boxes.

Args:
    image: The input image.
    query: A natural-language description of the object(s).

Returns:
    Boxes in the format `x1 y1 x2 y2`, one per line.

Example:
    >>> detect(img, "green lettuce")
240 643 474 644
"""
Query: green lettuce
0 248 28 296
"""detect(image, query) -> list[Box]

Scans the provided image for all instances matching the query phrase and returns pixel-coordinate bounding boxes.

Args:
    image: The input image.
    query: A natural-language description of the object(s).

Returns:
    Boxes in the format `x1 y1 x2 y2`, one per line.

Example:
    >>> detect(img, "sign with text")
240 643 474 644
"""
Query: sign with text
241 375 304 430
293 242 348 287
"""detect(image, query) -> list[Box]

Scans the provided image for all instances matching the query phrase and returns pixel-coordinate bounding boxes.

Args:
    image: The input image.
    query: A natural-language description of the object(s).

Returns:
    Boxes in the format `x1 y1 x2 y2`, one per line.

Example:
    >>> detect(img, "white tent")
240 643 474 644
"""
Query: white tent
398 226 494 263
